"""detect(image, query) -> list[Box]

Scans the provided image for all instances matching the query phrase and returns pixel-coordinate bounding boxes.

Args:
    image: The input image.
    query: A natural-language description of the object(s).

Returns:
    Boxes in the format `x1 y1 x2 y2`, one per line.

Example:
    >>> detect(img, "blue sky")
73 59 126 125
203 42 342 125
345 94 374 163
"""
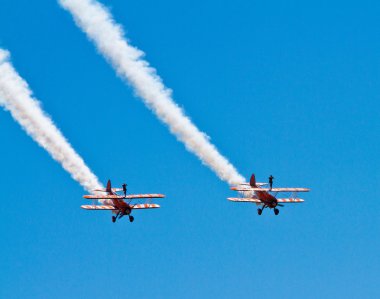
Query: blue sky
0 0 379 298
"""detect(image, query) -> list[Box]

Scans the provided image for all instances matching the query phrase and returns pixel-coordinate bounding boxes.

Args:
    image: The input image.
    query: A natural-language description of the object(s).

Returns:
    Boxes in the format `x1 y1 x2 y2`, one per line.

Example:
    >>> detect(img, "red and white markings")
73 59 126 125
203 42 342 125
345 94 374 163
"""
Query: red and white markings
230 187 310 192
227 197 261 203
227 198 304 203
276 198 304 203
81 205 116 210
131 204 160 209
125 194 165 199
83 194 125 199
83 194 165 200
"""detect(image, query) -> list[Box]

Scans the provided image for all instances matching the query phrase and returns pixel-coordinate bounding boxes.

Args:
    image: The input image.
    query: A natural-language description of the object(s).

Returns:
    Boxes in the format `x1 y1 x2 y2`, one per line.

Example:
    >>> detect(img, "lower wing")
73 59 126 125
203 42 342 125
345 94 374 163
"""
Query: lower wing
131 204 160 209
81 205 116 210
277 198 304 203
227 198 304 203
81 204 161 210
227 197 261 203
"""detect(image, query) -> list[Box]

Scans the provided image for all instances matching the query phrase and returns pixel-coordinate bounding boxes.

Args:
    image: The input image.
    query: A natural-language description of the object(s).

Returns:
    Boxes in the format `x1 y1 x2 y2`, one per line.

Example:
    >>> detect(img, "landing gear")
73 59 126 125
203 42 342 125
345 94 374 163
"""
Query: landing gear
129 215 134 223
112 216 116 223
257 208 262 215
274 208 279 215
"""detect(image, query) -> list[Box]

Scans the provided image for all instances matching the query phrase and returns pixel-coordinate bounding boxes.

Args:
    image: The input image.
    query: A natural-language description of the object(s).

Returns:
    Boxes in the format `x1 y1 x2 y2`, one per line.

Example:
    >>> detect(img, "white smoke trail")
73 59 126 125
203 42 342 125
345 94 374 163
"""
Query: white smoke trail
58 0 245 185
0 49 102 192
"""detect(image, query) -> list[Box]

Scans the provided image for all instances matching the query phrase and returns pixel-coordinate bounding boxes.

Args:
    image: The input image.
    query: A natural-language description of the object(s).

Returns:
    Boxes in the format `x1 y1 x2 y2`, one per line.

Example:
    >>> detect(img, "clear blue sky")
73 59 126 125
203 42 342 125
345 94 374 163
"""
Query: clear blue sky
0 0 379 298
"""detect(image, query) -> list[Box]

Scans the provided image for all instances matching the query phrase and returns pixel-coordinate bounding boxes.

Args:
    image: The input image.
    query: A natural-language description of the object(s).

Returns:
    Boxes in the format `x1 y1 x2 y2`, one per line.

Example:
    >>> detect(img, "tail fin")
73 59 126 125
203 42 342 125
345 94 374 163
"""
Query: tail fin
250 174 257 187
106 180 112 193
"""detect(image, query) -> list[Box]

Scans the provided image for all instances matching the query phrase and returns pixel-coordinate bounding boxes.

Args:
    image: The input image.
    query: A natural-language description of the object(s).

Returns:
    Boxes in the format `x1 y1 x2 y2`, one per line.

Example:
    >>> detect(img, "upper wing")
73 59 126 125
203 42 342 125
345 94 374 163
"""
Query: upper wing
93 188 123 192
83 194 165 200
125 194 165 199
277 198 304 203
227 197 261 203
231 187 265 192
271 188 310 192
237 182 268 187
230 187 310 192
132 203 160 209
81 205 116 210
83 194 125 199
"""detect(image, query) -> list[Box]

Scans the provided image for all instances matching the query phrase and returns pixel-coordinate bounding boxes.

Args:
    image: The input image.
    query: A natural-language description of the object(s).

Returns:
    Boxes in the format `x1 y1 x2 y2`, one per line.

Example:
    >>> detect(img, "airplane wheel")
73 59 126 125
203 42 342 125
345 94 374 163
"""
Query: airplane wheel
257 209 262 215
112 216 116 223
129 215 134 223
274 208 279 215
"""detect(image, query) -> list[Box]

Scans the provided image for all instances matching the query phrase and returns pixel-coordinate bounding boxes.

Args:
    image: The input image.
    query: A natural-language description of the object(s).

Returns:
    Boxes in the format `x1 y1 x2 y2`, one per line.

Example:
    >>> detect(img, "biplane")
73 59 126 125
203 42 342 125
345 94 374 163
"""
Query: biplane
81 180 165 223
228 174 310 215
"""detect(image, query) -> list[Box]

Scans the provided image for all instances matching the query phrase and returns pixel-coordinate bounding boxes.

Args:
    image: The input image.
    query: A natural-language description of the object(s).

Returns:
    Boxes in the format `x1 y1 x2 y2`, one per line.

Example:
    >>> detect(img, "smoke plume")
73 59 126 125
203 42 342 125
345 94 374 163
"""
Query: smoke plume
0 49 102 192
59 0 245 185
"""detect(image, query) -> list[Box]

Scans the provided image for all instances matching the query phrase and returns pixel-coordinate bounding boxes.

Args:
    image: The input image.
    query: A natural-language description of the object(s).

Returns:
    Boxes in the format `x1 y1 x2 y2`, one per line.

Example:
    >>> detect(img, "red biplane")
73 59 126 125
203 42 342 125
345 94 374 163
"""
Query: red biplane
228 174 310 215
82 180 165 223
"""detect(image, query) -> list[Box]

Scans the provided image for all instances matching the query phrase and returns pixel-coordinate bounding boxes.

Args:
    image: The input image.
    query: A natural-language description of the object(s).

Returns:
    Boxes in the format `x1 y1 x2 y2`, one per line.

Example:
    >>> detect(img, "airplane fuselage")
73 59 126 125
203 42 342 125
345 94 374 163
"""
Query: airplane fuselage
100 198 131 215
255 191 277 208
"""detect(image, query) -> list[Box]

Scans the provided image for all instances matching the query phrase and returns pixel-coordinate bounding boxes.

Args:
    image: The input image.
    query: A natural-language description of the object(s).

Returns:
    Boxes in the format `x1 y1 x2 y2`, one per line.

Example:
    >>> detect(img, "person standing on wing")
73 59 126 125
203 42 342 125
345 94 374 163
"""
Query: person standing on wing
269 175 274 190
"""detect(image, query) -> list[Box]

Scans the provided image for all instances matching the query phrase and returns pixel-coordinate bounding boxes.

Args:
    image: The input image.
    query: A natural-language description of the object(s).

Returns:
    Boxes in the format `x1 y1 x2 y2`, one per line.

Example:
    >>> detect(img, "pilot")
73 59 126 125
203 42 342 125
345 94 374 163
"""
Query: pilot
269 175 274 189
